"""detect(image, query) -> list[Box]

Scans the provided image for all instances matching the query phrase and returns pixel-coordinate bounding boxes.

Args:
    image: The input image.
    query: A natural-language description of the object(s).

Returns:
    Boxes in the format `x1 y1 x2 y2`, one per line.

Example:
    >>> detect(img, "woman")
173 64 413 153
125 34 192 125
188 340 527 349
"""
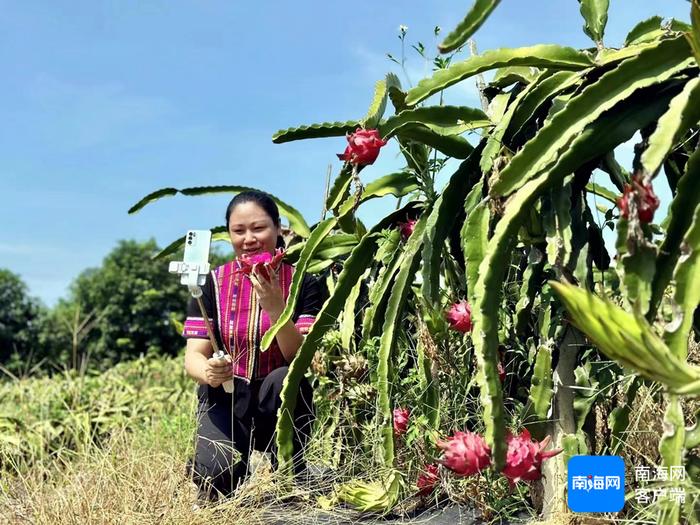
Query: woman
182 190 322 501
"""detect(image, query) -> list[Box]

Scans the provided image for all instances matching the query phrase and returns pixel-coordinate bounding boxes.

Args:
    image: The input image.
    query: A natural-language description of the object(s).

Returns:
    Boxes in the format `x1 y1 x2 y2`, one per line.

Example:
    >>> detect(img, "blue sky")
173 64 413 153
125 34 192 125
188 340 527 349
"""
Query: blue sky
0 0 692 306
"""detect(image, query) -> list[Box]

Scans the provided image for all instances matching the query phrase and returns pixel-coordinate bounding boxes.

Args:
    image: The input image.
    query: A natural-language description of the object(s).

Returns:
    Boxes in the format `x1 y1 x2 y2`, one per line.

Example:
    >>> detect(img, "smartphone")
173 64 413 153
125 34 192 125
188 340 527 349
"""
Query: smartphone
182 229 212 286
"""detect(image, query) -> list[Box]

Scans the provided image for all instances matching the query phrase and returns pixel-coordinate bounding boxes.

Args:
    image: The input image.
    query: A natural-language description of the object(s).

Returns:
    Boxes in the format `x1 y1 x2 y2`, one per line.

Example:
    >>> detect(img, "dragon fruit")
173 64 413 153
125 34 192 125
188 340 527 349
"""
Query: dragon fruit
393 407 410 436
398 219 417 241
416 464 440 495
235 248 285 281
437 431 491 477
497 359 506 383
337 128 388 166
617 174 660 224
445 300 473 333
502 428 562 486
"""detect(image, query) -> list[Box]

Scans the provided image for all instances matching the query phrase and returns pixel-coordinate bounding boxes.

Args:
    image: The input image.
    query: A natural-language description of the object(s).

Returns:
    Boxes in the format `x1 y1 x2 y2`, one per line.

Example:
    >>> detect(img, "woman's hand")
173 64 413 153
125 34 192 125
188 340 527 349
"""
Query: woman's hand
250 267 286 321
204 354 233 388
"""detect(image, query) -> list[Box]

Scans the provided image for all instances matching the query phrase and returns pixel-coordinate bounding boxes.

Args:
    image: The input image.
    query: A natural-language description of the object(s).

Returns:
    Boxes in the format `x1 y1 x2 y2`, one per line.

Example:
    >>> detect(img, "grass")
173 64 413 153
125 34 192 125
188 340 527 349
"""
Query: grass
0 354 527 524
2 344 699 524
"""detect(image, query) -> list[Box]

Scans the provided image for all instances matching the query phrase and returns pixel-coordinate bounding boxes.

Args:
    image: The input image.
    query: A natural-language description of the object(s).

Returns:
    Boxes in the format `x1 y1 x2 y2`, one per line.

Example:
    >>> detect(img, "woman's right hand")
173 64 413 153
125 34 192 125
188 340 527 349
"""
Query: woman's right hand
204 354 233 388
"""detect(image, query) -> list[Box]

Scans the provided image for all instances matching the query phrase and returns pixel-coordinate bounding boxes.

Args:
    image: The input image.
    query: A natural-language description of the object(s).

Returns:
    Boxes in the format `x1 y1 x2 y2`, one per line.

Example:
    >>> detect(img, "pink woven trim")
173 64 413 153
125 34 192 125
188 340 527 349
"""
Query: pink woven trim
294 315 316 335
215 261 237 356
183 317 212 338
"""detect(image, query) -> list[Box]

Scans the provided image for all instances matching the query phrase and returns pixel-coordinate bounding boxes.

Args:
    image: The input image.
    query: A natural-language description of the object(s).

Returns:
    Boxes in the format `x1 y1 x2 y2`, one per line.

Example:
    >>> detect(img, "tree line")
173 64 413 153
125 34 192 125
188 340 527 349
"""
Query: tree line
0 239 228 377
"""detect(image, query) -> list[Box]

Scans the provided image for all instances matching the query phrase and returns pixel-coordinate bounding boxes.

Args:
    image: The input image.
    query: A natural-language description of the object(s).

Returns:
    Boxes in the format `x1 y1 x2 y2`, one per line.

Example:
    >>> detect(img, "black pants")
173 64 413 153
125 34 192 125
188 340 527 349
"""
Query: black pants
188 366 314 500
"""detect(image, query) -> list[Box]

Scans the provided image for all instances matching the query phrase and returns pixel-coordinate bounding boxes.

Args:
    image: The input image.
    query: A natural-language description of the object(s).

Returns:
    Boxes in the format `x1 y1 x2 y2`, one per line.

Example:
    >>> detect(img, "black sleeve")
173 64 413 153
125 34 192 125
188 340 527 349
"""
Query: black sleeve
182 272 219 340
292 274 322 334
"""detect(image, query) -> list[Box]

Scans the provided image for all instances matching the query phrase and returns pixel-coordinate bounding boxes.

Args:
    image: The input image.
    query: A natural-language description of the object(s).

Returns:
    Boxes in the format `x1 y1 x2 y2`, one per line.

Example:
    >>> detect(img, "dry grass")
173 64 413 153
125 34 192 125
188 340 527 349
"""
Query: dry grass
0 427 341 525
3 339 699 524
0 421 417 525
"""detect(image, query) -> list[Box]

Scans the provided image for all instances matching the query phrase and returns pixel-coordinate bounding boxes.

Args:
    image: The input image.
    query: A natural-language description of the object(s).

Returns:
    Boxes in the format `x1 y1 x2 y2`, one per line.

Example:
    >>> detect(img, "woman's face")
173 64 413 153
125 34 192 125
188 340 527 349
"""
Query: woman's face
227 201 279 258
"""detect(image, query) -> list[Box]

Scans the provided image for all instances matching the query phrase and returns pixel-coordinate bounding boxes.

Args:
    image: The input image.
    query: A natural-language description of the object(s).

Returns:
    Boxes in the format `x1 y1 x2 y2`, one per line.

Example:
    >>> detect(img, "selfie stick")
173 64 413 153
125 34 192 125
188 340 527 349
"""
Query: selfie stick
169 260 234 393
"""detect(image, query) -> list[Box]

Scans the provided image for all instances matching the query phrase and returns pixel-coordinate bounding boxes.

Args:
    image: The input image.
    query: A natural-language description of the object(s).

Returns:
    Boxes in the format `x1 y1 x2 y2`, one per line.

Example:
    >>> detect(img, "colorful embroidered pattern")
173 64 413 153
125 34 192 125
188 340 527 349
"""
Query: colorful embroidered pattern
295 314 316 335
182 317 213 338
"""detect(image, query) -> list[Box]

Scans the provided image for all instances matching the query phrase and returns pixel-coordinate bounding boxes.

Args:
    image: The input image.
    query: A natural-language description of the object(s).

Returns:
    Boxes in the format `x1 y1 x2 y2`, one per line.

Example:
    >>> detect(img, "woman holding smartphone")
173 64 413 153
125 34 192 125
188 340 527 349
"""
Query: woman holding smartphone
182 190 321 501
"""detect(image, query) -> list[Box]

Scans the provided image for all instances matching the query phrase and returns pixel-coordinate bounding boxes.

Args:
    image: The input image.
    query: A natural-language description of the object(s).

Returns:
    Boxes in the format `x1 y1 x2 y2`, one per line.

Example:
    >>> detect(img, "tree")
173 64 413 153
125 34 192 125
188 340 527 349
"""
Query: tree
29 239 232 373
0 269 44 375
38 299 107 372
62 239 194 367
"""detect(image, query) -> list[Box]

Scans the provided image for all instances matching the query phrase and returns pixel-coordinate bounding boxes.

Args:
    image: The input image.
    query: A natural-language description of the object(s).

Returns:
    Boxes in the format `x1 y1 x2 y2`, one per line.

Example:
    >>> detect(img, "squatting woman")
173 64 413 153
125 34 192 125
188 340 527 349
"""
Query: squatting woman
182 190 321 500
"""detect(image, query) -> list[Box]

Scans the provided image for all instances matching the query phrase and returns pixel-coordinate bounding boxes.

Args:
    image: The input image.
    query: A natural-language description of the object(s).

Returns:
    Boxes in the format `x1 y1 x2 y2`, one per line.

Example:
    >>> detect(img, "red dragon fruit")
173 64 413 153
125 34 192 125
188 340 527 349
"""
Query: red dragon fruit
398 219 417 241
393 407 410 436
497 360 506 383
437 431 491 477
416 464 440 495
235 248 285 281
336 128 388 166
445 300 473 333
502 428 562 486
616 174 660 224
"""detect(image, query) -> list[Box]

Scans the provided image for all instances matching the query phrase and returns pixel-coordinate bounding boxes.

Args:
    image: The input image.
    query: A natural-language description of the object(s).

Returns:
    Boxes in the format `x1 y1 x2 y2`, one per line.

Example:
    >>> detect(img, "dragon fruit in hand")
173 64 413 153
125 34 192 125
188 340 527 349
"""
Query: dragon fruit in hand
235 248 285 281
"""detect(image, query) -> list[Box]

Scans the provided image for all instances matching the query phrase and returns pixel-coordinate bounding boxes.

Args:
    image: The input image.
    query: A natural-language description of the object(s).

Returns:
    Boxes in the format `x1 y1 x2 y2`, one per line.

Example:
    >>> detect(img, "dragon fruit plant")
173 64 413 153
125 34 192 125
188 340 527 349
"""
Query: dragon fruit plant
130 0 700 522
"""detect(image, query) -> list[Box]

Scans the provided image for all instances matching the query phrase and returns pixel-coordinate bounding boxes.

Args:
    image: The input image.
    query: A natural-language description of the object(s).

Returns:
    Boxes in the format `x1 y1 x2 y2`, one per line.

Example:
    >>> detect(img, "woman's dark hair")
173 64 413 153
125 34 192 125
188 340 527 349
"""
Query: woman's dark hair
225 191 285 248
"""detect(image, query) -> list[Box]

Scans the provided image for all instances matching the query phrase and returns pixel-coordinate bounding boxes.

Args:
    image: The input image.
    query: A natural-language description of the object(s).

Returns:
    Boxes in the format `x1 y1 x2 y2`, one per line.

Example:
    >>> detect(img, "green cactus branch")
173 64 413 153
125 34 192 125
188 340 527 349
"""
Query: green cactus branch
642 77 700 177
578 0 610 46
378 213 429 466
550 281 700 392
128 184 311 238
648 145 700 319
505 70 579 144
361 242 404 341
272 120 360 144
275 203 423 472
625 16 664 46
663 200 700 359
490 36 694 197
422 151 483 305
380 105 491 139
406 44 594 106
438 0 502 54
362 78 389 130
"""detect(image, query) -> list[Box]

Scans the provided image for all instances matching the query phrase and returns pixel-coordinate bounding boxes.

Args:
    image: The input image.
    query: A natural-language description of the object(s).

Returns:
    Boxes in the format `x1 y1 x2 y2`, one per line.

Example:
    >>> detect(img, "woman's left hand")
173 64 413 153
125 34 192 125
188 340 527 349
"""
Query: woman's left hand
249 267 286 321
